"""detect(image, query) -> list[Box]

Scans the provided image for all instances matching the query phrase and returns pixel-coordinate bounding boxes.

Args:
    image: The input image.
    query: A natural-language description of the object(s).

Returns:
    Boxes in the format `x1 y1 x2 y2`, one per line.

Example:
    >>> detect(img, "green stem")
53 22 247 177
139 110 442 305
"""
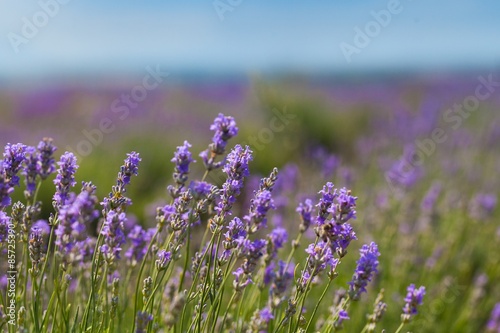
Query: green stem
394 322 405 333
304 278 332 332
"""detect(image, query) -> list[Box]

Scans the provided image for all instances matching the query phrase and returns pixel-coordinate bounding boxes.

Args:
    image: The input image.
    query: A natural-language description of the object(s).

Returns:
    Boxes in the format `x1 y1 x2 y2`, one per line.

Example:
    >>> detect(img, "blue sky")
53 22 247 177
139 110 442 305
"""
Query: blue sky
1 0 500 80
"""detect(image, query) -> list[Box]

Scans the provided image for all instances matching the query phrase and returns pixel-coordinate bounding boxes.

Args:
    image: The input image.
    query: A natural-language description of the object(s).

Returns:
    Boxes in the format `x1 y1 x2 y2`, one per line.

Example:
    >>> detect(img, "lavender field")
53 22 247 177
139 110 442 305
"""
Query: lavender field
0 74 499 332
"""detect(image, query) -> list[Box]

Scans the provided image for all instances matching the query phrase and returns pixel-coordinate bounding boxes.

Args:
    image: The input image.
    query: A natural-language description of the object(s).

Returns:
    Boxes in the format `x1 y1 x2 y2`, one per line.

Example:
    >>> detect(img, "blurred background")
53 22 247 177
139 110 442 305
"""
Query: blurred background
1 0 499 219
1 1 500 331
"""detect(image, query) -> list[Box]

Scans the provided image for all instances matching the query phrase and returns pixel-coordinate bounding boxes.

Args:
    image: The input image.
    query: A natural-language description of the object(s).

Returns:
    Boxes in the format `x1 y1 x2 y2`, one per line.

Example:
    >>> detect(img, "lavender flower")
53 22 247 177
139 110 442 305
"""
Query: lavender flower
318 222 357 258
348 242 380 300
0 162 15 208
469 193 497 220
331 188 357 224
189 180 214 199
53 152 78 210
233 267 252 291
126 226 155 265
239 238 266 275
402 284 426 321
303 241 338 282
421 182 442 213
2 143 27 187
169 141 195 197
155 249 172 271
316 182 335 225
297 199 314 232
23 146 38 198
487 303 500 332
100 210 127 263
103 152 141 212
268 260 294 306
29 227 44 276
37 137 57 180
334 310 350 329
200 113 239 170
214 145 253 220
265 227 288 262
244 189 275 233
222 217 247 258
135 311 153 333
0 212 10 243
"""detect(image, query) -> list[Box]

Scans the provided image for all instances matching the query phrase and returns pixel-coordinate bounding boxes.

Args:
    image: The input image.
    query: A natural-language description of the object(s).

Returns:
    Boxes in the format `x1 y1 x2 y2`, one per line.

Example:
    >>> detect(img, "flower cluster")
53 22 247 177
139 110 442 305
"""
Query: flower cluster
348 242 380 300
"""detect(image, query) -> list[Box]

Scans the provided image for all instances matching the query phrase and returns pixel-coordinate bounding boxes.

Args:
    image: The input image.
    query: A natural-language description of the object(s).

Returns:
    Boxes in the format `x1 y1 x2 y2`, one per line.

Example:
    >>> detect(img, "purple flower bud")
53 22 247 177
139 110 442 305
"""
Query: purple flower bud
53 152 78 210
402 284 426 316
0 211 11 243
316 182 335 225
210 113 238 154
135 311 153 333
126 226 155 263
37 137 57 180
297 199 313 232
215 145 253 217
119 152 141 187
100 210 127 262
23 146 38 197
259 307 274 323
2 143 27 187
0 162 15 208
304 241 338 280
487 303 500 332
348 242 380 300
244 189 275 233
233 267 252 291
156 249 172 270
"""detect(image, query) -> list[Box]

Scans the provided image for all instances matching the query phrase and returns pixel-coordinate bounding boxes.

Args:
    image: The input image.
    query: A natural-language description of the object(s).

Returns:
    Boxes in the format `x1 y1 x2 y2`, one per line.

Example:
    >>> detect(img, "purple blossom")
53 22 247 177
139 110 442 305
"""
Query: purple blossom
233 267 252 291
103 152 141 212
171 141 194 176
56 193 88 255
316 182 335 225
319 222 357 258
259 307 274 322
0 162 15 208
53 152 78 210
332 188 357 224
189 180 214 199
0 211 10 243
265 227 288 261
348 242 380 300
118 152 141 188
200 113 239 170
239 238 266 275
487 303 500 332
402 284 426 317
304 241 338 279
2 143 27 187
23 146 38 196
209 113 238 155
244 189 275 233
334 310 350 328
222 217 247 258
126 226 155 264
421 182 442 213
297 199 314 232
215 145 253 217
100 210 127 262
168 141 195 197
37 137 57 180
469 193 497 220
135 311 153 333
31 219 50 236
155 249 172 270
268 260 293 298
